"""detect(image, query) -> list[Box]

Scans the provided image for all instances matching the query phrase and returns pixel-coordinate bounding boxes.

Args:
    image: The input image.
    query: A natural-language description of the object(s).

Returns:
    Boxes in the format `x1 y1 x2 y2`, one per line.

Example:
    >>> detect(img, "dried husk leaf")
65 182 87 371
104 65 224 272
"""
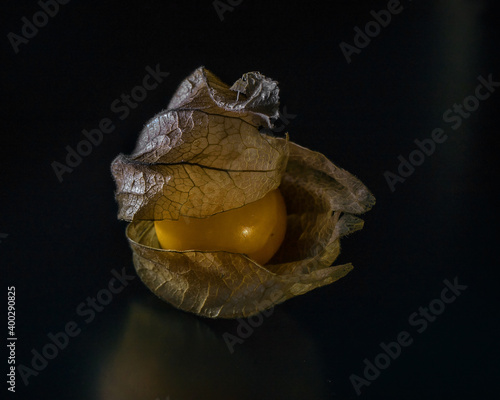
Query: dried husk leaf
111 67 287 221
112 67 375 319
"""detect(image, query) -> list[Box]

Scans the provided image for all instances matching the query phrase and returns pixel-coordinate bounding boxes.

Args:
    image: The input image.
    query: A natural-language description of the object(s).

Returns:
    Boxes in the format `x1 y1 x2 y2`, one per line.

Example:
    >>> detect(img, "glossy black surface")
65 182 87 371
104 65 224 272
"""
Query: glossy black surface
3 1 498 399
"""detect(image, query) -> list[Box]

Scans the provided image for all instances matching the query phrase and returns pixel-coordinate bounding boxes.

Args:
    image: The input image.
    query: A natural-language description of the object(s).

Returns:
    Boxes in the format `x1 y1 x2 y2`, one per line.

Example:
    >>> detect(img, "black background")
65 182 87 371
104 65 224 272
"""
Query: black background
2 0 499 399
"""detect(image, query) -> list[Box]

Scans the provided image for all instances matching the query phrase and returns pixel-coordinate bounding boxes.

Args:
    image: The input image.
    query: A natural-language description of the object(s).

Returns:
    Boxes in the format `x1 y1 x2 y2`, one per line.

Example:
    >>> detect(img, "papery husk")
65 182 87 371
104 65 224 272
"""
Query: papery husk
112 67 375 319
111 67 287 221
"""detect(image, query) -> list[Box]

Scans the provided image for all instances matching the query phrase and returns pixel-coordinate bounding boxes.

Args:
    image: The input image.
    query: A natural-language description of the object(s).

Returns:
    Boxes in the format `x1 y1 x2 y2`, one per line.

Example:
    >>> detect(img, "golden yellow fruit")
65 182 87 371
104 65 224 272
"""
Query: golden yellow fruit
154 189 287 265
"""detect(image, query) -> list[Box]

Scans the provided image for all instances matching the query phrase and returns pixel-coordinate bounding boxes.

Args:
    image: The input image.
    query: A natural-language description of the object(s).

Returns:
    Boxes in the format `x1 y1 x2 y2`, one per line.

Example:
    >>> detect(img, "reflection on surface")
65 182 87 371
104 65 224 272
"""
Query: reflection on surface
97 298 328 400
435 0 482 97
432 0 484 195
